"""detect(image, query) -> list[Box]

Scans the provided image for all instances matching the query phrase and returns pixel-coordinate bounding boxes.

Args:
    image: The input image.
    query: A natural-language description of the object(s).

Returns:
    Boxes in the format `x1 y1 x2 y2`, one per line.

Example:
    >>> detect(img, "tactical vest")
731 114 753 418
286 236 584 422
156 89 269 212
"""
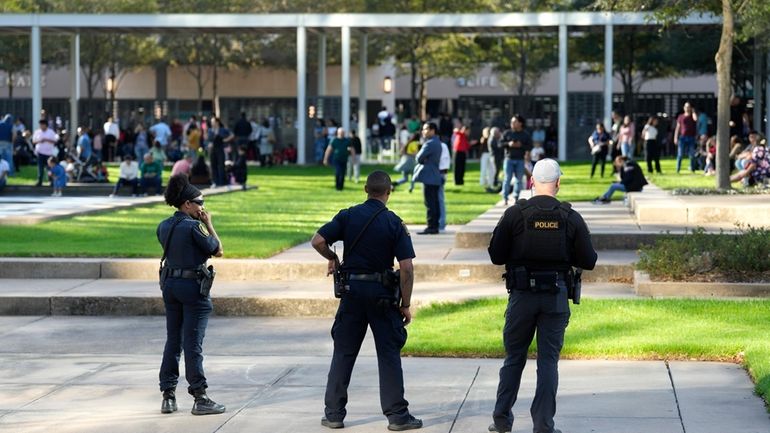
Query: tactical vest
513 198 572 269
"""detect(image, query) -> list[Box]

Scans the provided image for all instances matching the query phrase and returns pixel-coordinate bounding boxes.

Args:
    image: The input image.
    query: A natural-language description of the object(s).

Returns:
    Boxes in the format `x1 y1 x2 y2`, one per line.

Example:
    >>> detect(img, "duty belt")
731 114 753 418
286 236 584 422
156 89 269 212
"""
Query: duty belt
168 268 200 279
347 272 386 283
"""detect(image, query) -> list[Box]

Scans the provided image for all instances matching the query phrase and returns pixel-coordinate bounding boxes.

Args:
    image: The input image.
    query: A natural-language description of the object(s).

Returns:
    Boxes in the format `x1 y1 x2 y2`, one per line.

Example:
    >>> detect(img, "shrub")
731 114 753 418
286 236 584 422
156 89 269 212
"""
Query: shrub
637 226 770 282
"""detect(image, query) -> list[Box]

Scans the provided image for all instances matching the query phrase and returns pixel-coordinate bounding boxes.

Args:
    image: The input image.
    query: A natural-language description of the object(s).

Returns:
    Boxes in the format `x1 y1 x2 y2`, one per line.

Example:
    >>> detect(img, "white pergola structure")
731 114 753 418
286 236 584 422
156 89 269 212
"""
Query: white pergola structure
0 12 731 163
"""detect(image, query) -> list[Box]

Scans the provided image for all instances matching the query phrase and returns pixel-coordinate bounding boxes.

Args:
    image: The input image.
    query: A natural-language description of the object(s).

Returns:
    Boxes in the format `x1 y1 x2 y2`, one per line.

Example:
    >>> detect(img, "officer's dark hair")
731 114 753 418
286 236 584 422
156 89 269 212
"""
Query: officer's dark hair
165 174 201 208
366 170 392 196
424 122 438 133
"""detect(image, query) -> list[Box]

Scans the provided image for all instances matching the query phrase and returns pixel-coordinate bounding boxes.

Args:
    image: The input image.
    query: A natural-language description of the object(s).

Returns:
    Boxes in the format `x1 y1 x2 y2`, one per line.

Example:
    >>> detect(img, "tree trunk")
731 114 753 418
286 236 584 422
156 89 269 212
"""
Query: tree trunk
409 43 418 116
212 65 219 118
715 0 734 190
419 71 428 121
518 33 527 98
196 63 203 115
8 72 13 99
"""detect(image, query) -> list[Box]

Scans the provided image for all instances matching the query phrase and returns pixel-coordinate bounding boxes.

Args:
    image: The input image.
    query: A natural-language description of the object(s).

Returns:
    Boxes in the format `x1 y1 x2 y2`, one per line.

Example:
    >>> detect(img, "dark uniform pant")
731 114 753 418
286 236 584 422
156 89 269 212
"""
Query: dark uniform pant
159 277 213 395
325 282 410 424
493 287 570 433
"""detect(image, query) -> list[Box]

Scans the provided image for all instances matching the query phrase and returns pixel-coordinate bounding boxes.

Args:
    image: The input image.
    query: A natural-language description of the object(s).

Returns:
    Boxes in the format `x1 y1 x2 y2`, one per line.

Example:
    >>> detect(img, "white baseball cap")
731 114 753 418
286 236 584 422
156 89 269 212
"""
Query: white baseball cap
532 158 562 183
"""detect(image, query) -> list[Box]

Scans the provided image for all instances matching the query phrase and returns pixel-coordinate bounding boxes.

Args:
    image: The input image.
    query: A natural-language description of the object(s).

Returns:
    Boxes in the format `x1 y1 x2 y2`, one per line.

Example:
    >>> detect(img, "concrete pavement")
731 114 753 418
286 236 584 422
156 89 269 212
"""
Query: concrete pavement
0 316 767 433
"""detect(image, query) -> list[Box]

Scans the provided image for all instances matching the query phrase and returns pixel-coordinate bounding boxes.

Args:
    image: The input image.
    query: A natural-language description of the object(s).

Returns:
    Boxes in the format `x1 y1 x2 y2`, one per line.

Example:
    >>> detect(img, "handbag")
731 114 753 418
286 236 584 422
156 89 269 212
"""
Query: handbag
591 144 603 155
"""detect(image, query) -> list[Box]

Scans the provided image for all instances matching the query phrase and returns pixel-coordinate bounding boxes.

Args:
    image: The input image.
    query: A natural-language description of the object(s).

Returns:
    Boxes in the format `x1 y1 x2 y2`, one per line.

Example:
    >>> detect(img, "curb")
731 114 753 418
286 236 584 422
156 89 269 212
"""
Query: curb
633 271 770 297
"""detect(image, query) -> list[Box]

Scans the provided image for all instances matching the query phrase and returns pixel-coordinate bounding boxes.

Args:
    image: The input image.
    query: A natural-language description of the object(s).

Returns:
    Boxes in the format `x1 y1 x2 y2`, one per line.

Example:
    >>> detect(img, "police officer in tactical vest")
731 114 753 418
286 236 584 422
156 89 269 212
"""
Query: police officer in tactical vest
487 159 597 433
157 174 225 416
311 170 423 431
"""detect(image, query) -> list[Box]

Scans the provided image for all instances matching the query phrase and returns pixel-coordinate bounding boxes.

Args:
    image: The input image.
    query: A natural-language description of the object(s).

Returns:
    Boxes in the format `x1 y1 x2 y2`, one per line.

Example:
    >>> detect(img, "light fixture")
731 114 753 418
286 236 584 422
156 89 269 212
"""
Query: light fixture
383 76 393 94
105 77 115 94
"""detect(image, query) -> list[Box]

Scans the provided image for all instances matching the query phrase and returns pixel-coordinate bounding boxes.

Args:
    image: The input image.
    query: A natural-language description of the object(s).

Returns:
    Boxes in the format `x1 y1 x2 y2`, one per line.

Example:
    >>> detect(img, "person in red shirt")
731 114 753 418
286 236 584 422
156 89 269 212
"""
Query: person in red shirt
452 125 470 185
674 102 698 173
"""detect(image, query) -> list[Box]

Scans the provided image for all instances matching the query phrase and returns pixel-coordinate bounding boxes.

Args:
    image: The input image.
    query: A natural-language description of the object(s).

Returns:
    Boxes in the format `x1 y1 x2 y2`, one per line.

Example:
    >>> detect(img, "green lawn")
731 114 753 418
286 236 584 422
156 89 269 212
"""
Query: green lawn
1 163 503 258
0 158 729 258
405 298 770 407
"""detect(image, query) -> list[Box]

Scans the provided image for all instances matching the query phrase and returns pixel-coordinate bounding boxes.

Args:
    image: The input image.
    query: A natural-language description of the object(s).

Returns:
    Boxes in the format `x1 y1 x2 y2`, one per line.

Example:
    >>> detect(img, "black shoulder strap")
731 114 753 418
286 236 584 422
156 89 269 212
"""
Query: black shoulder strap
160 217 185 267
342 207 387 263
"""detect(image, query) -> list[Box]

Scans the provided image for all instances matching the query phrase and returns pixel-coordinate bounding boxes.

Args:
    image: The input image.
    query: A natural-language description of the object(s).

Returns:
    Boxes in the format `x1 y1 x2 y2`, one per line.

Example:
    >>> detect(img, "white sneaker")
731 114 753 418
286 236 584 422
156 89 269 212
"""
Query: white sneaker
109 194 116 198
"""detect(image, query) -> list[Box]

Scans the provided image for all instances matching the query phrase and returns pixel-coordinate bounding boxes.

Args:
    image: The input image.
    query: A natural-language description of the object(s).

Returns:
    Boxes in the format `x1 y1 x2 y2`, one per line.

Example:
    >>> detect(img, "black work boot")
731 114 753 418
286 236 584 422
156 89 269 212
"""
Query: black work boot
387 414 423 431
161 388 177 414
321 417 344 429
191 389 225 415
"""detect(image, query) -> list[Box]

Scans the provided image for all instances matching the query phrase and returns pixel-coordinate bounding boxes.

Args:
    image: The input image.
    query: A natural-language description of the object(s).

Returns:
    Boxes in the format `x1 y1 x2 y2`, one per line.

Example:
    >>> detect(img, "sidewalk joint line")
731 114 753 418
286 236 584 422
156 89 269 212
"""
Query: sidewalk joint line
665 360 687 433
212 366 297 433
0 362 113 421
448 365 480 433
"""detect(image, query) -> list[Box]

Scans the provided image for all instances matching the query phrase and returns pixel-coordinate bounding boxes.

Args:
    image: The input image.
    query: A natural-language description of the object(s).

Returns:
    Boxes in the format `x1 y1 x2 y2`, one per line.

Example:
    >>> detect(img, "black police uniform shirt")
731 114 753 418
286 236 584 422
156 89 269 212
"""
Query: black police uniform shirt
157 211 220 269
317 199 415 274
488 195 597 271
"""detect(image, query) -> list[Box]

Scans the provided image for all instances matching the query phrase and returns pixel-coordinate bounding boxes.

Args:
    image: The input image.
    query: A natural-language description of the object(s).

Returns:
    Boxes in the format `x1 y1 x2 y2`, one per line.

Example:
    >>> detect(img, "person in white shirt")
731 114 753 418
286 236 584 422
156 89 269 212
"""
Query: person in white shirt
642 116 661 174
438 140 451 232
103 116 120 162
0 157 9 192
110 154 140 197
32 119 59 187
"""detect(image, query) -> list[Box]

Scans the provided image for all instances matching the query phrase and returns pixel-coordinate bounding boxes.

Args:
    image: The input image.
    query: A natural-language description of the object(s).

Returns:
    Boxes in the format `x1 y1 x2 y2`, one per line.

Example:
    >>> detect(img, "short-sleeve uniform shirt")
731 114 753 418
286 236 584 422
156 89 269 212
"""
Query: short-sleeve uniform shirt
157 211 220 269
317 199 415 274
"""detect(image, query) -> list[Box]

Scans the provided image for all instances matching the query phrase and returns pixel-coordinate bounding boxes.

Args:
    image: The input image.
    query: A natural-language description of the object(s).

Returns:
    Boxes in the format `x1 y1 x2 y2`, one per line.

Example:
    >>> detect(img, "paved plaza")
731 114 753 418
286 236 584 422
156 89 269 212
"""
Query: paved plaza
1 183 769 432
1 316 768 433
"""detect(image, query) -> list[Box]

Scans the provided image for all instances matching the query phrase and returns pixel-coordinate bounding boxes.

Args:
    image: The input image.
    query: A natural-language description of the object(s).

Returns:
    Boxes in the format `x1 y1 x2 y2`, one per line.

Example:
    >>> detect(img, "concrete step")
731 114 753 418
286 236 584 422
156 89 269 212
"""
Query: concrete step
0 250 636 283
0 279 636 316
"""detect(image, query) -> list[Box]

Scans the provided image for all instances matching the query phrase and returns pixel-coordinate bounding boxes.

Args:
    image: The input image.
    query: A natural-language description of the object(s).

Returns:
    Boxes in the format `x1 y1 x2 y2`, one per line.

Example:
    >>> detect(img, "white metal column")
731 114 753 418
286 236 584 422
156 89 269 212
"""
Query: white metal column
69 33 80 148
297 26 307 165
358 32 368 161
558 23 567 161
754 41 762 132
603 22 613 130
318 33 326 97
341 26 351 134
766 50 770 140
31 24 42 126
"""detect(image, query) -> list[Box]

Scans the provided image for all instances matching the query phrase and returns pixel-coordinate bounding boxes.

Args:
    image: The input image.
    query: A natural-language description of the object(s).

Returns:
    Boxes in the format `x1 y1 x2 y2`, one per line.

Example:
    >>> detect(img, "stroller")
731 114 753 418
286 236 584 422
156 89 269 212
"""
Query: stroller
68 152 99 183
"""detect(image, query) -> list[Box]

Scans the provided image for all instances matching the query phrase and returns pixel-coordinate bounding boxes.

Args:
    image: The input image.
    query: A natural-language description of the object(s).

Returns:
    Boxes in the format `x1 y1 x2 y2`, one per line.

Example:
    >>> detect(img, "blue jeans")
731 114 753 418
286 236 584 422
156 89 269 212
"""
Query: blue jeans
0 176 6 192
438 175 446 230
676 136 696 173
333 159 347 190
0 141 14 176
621 141 634 159
601 182 627 201
159 277 213 394
503 159 525 203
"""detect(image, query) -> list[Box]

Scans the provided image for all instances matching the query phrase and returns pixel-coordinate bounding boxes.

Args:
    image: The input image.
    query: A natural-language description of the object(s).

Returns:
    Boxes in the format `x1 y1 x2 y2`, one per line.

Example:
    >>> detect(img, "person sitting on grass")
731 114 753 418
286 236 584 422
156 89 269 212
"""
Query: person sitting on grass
140 152 163 195
592 156 648 204
730 138 770 187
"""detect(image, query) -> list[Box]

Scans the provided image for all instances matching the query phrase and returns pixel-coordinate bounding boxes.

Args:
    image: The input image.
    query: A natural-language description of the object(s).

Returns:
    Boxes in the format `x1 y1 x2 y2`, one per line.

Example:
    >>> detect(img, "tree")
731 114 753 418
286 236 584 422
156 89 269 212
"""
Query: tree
0 36 30 99
573 29 719 116
593 0 770 189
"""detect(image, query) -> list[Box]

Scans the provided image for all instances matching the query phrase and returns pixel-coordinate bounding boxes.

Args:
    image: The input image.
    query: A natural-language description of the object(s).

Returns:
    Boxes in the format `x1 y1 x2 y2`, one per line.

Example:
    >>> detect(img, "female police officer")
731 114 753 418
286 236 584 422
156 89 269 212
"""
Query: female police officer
157 174 225 416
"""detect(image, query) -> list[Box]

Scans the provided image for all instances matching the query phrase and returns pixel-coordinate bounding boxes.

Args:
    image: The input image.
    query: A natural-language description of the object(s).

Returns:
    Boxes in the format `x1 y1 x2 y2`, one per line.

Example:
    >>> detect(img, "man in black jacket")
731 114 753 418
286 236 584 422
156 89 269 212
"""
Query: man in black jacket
488 158 597 433
592 156 648 204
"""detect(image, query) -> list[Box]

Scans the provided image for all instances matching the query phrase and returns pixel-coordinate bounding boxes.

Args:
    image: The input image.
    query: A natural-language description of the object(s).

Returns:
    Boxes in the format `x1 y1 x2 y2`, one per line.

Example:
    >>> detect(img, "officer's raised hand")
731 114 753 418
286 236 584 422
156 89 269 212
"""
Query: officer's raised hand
327 255 340 276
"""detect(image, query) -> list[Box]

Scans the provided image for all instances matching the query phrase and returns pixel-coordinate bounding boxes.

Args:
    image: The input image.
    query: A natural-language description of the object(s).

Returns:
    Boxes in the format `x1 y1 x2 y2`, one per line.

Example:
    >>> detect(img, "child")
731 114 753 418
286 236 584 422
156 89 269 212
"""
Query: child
530 141 545 162
524 152 534 190
48 156 66 197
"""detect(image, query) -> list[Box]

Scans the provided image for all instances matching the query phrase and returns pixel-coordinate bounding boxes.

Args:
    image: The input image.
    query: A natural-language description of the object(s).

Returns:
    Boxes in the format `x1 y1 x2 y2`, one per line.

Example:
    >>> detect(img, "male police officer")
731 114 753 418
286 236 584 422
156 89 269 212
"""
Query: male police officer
487 159 597 433
311 170 423 431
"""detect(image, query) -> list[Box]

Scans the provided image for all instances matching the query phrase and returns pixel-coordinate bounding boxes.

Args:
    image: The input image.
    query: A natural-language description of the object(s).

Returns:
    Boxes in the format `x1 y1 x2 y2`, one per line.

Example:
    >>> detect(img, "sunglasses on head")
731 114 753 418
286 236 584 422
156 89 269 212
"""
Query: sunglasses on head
189 199 204 206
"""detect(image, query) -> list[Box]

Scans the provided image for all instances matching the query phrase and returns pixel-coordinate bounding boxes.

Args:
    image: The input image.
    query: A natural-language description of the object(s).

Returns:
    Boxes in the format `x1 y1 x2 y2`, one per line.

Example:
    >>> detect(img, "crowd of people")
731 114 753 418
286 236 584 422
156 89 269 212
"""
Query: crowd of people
0 110 299 197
